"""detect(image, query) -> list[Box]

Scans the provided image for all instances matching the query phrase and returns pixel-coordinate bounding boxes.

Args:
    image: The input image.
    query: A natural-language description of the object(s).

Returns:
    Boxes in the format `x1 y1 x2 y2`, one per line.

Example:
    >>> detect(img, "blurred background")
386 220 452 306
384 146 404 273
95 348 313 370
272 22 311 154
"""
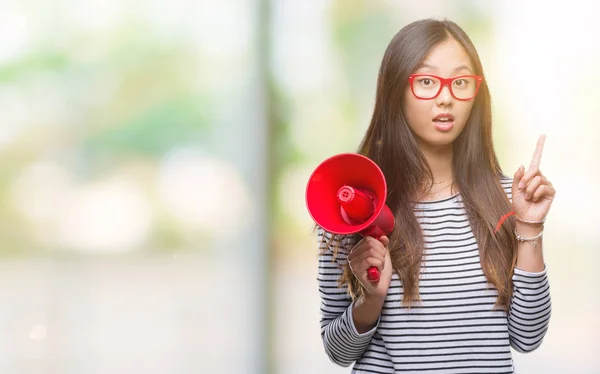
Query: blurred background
0 0 598 373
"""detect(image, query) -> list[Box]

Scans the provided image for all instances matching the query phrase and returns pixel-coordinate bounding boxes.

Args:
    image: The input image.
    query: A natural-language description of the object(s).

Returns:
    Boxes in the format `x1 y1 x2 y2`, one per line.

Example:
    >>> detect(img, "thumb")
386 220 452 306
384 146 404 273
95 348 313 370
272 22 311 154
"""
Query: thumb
379 235 390 248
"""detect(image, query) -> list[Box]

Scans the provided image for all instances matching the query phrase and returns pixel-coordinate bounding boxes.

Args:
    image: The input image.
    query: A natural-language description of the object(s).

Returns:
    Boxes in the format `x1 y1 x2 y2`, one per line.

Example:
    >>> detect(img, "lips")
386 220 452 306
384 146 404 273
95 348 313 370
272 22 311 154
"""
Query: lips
433 113 455 132
433 113 455 122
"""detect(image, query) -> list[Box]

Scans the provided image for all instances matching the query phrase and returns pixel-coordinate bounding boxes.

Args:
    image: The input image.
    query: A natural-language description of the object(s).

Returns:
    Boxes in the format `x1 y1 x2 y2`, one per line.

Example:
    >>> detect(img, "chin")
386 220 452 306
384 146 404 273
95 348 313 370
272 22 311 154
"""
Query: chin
425 132 460 147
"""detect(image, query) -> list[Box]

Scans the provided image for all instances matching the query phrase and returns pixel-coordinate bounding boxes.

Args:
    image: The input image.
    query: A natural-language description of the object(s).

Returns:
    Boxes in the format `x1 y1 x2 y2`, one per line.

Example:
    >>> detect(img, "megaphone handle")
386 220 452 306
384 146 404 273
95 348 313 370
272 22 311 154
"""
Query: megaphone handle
361 227 388 283
367 267 380 282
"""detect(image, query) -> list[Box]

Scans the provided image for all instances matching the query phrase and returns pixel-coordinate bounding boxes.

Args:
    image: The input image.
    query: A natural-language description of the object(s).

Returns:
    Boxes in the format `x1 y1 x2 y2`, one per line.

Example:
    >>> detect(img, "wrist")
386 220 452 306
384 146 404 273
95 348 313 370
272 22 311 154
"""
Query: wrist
352 294 385 333
515 222 543 237
363 292 386 305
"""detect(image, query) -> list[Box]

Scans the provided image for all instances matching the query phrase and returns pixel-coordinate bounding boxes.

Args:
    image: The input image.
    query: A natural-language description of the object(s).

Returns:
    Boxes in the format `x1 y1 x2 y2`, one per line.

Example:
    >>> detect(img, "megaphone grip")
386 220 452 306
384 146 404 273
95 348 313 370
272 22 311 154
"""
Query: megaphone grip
365 233 389 283
367 267 380 282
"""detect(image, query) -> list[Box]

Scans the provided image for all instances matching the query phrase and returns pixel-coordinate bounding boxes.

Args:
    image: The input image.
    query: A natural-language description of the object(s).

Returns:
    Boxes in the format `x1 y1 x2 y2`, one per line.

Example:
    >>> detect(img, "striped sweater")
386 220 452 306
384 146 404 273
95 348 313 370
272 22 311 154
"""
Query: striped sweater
317 179 551 373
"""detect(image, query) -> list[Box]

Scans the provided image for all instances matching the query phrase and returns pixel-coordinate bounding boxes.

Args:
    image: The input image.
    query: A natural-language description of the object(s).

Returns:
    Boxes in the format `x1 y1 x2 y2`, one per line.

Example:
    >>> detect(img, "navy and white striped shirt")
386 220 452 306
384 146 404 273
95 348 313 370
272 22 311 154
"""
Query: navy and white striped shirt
317 178 551 373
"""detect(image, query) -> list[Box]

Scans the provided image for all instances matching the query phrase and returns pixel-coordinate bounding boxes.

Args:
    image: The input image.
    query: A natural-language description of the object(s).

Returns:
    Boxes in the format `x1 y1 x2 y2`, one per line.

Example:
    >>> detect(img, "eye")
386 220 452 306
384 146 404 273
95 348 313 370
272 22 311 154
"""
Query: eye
453 79 468 88
418 78 435 86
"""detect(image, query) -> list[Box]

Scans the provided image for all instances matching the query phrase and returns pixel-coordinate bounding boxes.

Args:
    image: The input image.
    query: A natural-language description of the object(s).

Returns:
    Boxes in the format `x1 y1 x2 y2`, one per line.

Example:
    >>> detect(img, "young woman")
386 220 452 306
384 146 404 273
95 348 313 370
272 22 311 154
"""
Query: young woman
317 19 554 373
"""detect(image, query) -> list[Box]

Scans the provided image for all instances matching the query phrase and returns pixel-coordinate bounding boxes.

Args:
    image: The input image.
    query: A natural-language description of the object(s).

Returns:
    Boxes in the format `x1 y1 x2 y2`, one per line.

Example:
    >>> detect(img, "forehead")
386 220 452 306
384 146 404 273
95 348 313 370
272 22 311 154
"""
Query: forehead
416 38 474 75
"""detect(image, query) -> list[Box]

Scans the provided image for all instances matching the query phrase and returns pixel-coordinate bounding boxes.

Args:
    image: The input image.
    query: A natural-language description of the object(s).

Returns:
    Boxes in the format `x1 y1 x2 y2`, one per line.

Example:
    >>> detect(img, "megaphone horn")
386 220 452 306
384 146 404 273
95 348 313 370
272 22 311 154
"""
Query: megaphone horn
306 153 395 283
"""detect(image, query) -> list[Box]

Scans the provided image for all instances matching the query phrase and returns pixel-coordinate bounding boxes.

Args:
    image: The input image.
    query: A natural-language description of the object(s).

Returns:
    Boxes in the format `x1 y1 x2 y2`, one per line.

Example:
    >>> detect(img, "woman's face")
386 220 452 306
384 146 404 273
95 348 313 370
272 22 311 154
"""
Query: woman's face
402 38 477 152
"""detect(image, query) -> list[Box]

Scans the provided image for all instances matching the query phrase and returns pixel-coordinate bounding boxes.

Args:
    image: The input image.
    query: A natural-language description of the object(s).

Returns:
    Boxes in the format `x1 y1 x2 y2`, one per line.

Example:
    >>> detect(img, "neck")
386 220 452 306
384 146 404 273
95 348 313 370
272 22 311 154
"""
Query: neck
416 142 456 201
420 143 454 183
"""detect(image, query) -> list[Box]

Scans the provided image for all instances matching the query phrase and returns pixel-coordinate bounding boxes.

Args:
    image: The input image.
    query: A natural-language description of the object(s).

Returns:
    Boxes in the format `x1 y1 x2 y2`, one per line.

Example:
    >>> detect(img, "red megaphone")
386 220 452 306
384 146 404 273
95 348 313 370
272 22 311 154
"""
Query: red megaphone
306 153 395 283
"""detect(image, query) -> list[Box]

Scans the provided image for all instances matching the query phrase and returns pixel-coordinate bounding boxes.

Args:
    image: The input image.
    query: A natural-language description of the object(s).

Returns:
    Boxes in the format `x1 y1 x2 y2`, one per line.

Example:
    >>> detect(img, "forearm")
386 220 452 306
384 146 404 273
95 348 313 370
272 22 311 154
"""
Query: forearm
321 298 381 366
318 230 379 366
515 223 545 272
508 266 551 352
352 294 385 333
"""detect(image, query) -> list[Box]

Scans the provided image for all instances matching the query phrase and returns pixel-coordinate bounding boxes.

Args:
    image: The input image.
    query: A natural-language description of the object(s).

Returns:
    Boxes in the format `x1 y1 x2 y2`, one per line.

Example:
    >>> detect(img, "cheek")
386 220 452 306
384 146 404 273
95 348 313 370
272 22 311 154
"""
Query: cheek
403 96 432 128
455 102 475 128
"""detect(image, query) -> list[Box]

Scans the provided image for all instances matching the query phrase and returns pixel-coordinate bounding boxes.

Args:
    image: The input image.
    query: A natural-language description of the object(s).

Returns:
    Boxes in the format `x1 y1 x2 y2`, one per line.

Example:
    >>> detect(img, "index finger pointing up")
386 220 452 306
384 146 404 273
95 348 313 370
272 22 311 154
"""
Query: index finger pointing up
529 134 547 171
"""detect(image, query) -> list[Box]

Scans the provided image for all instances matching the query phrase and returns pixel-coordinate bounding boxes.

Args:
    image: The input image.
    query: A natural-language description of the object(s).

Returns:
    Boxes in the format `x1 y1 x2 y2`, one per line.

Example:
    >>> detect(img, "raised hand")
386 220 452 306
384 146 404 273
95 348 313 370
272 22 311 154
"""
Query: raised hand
511 134 556 222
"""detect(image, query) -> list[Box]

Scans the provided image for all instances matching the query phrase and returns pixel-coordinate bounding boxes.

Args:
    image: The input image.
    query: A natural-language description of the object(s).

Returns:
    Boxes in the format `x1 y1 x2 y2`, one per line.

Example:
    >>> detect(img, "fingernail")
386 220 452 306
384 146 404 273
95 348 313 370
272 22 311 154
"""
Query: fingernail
518 182 524 189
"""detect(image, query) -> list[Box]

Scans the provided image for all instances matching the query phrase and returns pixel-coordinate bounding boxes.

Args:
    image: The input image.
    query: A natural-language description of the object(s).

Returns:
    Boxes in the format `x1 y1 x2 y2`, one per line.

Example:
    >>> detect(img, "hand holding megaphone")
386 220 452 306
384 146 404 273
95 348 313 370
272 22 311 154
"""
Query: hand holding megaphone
306 153 395 284
347 235 393 297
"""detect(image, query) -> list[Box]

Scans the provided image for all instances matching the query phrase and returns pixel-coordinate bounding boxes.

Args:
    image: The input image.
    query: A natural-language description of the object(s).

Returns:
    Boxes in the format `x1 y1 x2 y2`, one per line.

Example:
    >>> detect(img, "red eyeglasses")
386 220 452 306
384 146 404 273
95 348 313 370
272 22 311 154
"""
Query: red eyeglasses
408 74 483 101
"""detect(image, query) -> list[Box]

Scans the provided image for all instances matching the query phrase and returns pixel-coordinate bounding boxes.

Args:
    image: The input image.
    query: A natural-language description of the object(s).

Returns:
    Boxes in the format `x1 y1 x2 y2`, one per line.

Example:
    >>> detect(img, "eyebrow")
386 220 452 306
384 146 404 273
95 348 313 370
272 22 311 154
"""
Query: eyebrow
417 63 473 74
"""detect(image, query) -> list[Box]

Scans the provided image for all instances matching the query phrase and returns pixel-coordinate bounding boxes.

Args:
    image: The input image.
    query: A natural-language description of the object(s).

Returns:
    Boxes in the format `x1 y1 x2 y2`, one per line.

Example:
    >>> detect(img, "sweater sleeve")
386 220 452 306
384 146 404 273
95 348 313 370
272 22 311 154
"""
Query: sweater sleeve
508 266 552 352
317 228 379 367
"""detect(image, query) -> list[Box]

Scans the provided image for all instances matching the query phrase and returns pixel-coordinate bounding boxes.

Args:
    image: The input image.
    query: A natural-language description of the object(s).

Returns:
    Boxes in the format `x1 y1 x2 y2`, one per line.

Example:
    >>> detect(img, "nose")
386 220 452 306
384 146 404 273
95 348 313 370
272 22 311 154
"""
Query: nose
436 84 453 106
